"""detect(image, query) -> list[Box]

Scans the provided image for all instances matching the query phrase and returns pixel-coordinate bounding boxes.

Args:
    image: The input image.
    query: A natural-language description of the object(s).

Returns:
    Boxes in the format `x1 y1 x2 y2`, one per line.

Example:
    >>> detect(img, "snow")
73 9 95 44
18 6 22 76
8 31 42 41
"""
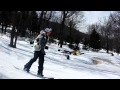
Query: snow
1 34 120 79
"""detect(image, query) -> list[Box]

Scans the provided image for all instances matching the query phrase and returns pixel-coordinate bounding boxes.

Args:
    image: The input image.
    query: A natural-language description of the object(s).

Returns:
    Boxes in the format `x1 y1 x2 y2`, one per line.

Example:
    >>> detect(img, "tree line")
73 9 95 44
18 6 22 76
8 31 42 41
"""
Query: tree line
84 11 120 54
1 11 120 54
0 11 86 49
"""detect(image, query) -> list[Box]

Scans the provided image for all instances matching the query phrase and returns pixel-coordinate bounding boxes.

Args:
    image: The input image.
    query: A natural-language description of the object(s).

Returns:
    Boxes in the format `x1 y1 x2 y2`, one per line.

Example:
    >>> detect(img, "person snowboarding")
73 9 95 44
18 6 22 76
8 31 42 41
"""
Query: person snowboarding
24 28 52 77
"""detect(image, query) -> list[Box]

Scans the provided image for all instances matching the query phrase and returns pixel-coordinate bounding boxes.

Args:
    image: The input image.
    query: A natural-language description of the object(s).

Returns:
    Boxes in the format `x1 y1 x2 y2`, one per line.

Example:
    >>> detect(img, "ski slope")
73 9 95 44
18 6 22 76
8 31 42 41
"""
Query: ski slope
1 34 120 79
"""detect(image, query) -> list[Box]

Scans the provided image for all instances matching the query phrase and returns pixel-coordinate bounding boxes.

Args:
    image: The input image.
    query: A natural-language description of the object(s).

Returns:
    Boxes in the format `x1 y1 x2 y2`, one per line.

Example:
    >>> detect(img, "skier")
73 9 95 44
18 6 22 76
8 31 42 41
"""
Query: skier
24 28 52 77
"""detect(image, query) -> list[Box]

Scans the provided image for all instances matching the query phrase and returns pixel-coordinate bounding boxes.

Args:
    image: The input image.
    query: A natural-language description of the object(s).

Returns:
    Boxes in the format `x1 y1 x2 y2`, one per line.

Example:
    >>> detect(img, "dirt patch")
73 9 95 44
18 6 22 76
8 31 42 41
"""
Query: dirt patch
92 58 102 65
92 57 120 68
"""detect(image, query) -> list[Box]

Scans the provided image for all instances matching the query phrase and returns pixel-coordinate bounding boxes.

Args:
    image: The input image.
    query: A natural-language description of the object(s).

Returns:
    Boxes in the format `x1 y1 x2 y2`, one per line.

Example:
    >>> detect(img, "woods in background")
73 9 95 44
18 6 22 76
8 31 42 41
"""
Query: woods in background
1 11 120 54
0 11 85 49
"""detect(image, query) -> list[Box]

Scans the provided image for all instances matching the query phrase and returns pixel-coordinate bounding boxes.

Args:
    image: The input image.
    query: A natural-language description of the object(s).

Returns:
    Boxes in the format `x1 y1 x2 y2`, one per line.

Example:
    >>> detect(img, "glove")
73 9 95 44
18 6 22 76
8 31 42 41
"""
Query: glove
45 46 48 50
36 38 39 42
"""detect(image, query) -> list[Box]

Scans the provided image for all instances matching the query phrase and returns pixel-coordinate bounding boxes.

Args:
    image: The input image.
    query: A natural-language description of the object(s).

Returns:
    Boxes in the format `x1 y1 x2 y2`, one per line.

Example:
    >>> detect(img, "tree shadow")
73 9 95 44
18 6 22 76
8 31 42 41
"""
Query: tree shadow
16 47 33 54
0 36 32 52
0 36 33 56
0 44 32 57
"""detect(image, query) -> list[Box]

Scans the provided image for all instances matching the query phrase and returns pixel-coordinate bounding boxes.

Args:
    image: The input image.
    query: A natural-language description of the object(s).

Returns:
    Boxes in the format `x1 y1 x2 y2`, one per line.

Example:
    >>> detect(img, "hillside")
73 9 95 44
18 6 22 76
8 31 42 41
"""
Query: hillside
0 34 120 79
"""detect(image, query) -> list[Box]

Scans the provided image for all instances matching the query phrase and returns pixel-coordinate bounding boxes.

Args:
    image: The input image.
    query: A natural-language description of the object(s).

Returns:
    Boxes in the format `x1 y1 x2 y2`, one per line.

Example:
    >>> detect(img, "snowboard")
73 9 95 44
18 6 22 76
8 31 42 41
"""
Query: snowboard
14 66 54 79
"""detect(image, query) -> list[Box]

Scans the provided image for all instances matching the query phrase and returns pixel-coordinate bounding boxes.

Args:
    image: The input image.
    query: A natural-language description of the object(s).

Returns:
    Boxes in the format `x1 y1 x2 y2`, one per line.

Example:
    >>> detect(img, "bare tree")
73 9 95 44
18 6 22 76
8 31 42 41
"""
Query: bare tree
38 11 44 30
110 12 120 53
59 11 78 48
9 11 17 47
65 11 84 45
45 11 54 27
87 24 99 35
94 11 120 53
13 11 22 48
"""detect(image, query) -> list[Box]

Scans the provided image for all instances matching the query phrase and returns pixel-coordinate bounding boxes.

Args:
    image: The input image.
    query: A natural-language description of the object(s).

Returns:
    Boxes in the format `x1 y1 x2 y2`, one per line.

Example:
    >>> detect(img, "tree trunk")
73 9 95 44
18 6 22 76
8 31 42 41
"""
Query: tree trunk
9 11 17 47
39 11 44 30
60 11 66 48
69 24 72 44
20 28 26 37
13 30 18 48
9 26 15 47
4 25 7 34
1 23 4 33
106 33 109 53
46 11 52 27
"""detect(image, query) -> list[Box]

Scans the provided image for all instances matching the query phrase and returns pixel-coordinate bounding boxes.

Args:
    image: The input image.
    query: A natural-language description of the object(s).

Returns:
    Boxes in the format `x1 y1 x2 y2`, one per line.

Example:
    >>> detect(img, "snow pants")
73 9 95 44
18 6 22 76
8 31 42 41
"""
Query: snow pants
24 51 44 74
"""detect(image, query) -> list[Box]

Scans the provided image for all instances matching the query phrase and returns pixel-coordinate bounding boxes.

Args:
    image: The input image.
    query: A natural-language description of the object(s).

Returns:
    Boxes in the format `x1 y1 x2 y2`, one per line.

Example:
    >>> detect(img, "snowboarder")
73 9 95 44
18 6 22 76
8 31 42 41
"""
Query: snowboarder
24 28 52 77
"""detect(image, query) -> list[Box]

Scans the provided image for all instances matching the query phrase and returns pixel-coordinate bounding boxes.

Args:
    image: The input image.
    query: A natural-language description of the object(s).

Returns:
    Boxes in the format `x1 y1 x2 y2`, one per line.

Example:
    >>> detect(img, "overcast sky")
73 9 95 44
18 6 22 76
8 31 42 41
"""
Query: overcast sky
80 11 114 33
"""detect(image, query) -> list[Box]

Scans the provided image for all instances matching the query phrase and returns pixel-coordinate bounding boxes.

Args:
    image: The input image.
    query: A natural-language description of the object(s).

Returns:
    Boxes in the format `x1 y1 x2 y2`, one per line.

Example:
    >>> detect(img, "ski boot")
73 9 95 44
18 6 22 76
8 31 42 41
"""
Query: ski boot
24 66 29 73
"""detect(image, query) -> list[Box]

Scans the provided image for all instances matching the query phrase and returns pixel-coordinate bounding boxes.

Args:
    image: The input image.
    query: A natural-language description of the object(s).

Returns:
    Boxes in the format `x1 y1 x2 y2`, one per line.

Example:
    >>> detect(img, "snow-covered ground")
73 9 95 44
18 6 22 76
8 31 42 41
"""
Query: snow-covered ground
1 34 120 79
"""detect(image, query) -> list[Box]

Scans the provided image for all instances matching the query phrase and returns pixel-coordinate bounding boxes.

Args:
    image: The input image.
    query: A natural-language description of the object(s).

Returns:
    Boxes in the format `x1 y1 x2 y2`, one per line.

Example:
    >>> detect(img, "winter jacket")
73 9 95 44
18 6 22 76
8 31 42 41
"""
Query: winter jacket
33 31 47 54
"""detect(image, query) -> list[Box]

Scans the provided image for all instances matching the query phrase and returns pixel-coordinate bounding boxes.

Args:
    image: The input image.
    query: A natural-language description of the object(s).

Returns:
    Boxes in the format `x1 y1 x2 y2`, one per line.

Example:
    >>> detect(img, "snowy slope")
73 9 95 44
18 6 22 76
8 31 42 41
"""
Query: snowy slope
1 34 120 79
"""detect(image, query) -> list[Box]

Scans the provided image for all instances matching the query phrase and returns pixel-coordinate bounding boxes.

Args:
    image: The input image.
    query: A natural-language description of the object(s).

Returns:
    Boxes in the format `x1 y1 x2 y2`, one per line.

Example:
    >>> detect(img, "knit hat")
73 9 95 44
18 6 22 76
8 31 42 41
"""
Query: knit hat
44 28 52 33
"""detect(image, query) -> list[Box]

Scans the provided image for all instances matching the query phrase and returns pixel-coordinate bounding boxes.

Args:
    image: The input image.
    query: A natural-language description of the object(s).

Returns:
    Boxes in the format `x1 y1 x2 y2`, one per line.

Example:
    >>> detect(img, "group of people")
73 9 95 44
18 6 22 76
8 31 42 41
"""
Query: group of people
24 28 52 77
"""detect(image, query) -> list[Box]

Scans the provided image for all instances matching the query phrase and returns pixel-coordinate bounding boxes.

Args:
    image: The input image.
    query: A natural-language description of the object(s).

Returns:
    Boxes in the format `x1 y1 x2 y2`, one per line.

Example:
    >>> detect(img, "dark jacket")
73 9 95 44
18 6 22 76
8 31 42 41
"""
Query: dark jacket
33 31 47 54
